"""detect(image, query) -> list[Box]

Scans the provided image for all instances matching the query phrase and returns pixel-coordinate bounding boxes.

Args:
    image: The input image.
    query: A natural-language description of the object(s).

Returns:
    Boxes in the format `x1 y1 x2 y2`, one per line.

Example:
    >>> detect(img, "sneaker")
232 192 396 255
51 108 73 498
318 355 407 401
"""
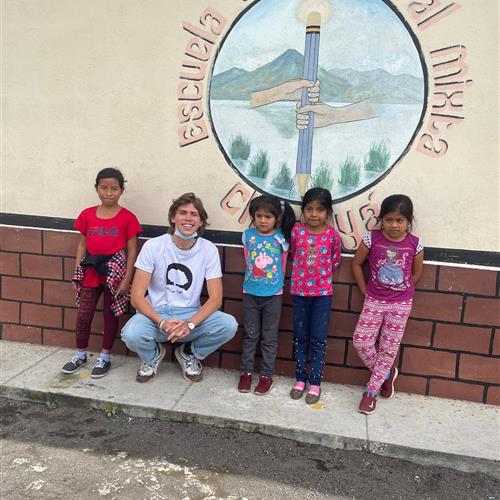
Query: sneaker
175 343 203 382
305 385 321 405
380 366 398 399
358 390 377 415
238 372 252 393
91 358 111 378
61 355 87 374
136 343 166 383
254 376 273 395
290 381 306 400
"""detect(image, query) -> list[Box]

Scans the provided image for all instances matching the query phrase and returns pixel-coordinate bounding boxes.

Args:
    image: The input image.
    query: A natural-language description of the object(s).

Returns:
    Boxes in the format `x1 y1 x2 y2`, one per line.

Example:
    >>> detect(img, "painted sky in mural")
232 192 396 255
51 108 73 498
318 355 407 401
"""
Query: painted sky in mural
210 0 425 203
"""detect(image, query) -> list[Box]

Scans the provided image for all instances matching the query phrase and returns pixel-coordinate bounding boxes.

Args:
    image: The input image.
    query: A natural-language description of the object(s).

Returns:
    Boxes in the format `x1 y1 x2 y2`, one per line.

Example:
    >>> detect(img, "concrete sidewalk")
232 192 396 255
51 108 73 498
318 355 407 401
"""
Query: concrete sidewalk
1 340 499 478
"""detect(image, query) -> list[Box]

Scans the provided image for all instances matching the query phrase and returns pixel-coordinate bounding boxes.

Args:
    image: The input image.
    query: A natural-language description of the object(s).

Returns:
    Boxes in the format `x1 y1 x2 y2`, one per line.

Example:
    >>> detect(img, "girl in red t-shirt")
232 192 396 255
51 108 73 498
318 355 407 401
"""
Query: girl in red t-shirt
61 168 141 378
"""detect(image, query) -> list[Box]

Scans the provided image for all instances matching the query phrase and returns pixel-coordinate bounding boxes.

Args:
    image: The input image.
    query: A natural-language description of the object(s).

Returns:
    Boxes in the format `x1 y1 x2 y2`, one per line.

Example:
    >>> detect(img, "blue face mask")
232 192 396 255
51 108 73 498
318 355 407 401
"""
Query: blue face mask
174 227 198 240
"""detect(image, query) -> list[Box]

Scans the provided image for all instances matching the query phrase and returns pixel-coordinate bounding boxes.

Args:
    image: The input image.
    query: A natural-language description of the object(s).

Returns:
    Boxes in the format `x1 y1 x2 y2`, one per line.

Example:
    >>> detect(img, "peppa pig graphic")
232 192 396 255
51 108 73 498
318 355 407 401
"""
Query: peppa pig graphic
253 252 274 278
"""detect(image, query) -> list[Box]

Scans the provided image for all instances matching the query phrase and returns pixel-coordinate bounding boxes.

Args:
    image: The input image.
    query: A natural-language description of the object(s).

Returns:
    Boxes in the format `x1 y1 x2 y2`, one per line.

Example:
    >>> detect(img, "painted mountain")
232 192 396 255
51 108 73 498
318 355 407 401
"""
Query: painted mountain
211 49 424 104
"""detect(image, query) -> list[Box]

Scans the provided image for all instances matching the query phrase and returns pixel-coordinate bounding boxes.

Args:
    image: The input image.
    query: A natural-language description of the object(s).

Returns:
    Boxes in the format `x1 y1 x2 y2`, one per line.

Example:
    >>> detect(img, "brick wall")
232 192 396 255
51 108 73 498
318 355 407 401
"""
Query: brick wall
1 226 499 405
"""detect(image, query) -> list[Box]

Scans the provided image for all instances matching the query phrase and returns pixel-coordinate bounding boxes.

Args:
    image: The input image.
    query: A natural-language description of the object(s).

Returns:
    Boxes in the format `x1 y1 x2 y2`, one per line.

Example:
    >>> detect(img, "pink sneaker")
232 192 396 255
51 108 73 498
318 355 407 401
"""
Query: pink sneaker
380 366 398 399
290 381 306 400
358 391 377 415
238 372 252 393
254 375 273 395
305 385 321 405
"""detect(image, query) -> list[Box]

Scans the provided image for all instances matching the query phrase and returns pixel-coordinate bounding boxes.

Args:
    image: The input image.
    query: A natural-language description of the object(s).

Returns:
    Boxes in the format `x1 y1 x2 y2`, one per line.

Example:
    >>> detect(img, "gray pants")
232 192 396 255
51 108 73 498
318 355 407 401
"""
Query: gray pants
240 294 283 377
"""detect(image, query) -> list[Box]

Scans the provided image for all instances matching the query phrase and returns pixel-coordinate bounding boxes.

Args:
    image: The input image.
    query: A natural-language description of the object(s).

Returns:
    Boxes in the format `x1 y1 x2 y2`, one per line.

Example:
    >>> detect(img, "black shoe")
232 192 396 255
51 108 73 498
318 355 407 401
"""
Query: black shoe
91 358 111 378
61 355 87 374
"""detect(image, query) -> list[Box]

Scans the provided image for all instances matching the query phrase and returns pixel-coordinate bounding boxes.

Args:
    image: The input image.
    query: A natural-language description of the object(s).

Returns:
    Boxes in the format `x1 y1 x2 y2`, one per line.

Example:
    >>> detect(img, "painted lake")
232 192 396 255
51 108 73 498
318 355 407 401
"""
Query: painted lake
210 99 423 202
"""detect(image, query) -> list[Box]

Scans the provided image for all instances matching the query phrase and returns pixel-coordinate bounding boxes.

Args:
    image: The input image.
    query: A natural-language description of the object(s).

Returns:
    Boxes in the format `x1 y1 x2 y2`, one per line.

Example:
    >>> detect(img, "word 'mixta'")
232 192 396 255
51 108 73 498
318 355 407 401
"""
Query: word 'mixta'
177 8 226 147
416 44 472 158
408 1 473 159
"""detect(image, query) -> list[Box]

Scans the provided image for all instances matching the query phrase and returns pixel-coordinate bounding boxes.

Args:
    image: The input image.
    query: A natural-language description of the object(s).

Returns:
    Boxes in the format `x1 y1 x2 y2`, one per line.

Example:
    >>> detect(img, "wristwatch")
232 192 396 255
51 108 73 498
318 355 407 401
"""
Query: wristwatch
186 321 195 331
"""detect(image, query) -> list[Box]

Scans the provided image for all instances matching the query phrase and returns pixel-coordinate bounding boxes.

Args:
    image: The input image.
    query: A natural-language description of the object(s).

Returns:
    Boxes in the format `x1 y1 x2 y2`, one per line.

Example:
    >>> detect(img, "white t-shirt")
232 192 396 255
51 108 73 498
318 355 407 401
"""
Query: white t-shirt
135 234 222 308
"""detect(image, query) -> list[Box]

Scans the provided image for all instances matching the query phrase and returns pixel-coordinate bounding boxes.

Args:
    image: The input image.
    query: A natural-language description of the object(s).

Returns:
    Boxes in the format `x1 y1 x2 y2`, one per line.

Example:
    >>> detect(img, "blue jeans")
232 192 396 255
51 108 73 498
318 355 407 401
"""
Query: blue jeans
121 306 237 365
292 295 332 386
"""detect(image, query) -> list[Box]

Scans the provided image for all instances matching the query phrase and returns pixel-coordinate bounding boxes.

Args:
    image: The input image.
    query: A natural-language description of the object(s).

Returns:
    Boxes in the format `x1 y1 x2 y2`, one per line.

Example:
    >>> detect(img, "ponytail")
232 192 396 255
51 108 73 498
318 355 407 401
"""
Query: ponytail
279 200 296 243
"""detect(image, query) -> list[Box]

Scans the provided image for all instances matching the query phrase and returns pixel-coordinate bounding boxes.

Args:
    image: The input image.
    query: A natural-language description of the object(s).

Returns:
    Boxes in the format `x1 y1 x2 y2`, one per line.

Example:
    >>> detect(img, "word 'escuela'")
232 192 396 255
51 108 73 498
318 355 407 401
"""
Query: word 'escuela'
177 7 226 147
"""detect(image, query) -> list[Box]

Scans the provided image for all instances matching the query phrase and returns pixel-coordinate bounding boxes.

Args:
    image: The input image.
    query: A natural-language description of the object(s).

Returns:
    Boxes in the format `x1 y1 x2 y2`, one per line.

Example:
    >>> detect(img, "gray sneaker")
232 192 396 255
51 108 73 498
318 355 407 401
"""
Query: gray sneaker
136 344 166 383
91 358 111 378
61 355 87 374
175 344 203 382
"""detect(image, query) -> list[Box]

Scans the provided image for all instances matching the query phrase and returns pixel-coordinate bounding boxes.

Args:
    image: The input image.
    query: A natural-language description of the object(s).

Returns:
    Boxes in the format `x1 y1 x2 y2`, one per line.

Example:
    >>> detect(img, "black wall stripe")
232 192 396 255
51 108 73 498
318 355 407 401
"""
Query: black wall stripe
1 212 499 267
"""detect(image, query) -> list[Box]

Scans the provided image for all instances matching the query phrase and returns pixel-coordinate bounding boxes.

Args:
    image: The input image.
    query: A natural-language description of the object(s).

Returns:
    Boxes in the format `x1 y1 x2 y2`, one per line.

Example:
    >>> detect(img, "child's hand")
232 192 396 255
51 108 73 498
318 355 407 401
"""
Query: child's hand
115 279 130 297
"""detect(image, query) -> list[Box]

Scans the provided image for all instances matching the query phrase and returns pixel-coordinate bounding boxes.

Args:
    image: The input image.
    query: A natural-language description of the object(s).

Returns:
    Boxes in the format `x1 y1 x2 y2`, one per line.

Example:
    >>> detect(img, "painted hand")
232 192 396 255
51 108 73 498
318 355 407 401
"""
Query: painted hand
250 79 320 108
296 99 377 129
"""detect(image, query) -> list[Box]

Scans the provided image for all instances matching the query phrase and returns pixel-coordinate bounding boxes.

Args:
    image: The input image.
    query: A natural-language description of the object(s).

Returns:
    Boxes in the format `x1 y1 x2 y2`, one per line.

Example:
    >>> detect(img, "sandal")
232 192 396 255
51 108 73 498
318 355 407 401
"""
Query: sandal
290 381 306 400
305 385 321 404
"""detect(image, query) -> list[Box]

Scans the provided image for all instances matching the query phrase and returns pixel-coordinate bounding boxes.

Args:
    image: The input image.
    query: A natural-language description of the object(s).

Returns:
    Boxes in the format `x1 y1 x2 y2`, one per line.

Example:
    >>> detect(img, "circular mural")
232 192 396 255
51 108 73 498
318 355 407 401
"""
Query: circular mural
209 0 426 203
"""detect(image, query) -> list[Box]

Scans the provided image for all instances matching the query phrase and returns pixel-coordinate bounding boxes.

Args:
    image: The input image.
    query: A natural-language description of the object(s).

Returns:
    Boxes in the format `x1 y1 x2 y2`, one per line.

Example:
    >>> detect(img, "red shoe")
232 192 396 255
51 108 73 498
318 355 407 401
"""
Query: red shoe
238 372 252 393
380 366 398 399
358 391 377 415
254 375 273 395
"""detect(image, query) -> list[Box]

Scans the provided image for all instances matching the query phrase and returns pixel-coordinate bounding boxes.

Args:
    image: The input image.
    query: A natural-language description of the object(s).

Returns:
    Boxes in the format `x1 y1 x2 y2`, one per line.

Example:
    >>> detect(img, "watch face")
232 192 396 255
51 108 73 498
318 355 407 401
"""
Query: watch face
187 322 195 330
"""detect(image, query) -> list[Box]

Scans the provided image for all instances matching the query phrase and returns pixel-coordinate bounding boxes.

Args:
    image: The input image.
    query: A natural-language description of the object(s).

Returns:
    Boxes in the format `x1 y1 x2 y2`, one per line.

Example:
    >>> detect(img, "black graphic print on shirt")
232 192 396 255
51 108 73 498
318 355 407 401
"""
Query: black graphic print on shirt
166 263 193 291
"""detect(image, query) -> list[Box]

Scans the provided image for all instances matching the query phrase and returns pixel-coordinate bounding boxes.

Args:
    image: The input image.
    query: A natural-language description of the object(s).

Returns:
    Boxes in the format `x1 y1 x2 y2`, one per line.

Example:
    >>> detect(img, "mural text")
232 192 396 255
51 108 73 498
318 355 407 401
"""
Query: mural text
178 7 226 147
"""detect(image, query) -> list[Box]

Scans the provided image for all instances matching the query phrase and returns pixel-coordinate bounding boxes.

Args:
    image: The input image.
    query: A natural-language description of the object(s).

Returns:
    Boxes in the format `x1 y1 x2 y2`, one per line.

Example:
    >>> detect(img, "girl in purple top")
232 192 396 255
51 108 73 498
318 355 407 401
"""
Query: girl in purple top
352 194 424 415
289 188 342 404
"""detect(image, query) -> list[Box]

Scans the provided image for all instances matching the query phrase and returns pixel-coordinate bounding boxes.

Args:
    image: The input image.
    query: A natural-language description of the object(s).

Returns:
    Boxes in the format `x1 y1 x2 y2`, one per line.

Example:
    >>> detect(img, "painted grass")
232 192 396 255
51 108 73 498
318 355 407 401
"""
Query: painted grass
338 157 361 187
365 141 390 172
311 161 334 191
249 150 270 179
271 162 294 191
229 134 251 160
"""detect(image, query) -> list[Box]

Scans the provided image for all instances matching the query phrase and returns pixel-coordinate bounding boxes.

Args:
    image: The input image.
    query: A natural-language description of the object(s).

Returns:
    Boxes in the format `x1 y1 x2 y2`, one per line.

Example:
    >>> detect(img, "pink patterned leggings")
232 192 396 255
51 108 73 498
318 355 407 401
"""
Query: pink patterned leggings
353 295 412 394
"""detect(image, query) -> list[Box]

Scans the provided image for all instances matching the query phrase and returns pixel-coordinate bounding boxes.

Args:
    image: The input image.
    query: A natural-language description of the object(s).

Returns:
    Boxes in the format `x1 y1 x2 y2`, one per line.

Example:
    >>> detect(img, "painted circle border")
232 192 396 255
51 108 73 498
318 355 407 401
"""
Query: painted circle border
208 0 429 205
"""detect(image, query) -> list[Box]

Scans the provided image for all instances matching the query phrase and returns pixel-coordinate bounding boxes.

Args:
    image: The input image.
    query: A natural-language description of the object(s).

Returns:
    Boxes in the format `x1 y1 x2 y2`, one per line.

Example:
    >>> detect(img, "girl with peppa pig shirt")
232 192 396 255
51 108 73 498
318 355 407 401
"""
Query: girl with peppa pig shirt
238 195 296 395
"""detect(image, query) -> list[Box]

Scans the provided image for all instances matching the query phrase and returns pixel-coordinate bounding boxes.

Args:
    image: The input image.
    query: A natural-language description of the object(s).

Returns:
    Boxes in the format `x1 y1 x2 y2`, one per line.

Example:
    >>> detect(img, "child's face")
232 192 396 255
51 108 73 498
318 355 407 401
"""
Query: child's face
253 209 277 234
171 203 203 237
96 178 123 208
303 199 328 231
381 211 409 241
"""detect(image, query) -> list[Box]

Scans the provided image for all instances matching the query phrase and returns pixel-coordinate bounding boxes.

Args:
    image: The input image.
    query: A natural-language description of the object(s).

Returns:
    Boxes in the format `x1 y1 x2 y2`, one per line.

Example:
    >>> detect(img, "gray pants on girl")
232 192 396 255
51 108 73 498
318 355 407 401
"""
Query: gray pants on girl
240 294 283 377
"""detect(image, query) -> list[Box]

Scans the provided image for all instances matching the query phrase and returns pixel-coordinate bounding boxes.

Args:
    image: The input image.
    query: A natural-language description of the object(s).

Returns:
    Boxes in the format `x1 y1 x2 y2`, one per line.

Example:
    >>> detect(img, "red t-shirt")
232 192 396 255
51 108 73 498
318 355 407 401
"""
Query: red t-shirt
74 206 142 287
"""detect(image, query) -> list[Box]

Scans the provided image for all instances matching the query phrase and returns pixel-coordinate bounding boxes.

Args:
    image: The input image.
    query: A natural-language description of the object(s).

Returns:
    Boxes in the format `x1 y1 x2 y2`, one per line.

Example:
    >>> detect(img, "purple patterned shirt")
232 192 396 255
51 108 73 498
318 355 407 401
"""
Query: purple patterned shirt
364 230 423 302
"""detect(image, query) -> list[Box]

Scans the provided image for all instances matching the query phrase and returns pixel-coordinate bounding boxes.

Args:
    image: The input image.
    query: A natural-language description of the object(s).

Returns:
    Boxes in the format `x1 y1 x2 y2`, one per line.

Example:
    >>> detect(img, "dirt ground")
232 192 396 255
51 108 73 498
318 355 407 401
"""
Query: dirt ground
0 397 498 500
